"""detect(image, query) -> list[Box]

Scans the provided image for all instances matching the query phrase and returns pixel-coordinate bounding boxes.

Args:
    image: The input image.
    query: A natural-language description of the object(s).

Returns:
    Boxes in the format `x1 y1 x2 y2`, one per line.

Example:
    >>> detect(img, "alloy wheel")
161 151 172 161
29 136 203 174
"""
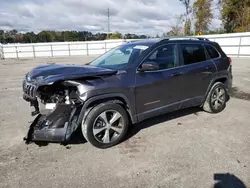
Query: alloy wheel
92 110 124 144
211 87 226 110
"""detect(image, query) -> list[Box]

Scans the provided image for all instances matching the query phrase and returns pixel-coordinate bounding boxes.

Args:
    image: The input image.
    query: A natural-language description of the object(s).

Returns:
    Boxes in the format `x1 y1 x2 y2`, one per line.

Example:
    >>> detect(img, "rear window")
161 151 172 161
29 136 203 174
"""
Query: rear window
180 44 207 65
205 45 220 59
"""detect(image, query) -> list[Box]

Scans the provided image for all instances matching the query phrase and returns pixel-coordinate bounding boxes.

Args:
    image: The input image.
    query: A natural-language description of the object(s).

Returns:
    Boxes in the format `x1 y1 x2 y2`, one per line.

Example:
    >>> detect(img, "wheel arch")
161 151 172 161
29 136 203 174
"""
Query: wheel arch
77 93 137 127
204 75 229 102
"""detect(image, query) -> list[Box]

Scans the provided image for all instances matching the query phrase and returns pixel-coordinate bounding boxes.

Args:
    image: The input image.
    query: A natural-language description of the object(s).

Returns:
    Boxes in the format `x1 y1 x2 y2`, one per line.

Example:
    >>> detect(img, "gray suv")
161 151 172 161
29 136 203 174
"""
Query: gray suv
22 37 233 148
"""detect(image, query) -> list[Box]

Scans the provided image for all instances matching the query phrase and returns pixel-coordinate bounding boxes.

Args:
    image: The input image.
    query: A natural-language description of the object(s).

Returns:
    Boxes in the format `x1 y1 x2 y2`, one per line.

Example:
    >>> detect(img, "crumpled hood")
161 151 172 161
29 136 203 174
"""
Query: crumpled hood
26 63 117 85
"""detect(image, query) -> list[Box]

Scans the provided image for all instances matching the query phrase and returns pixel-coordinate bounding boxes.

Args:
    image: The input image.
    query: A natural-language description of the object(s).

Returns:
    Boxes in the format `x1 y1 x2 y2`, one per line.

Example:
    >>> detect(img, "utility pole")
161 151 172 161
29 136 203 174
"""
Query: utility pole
107 8 110 39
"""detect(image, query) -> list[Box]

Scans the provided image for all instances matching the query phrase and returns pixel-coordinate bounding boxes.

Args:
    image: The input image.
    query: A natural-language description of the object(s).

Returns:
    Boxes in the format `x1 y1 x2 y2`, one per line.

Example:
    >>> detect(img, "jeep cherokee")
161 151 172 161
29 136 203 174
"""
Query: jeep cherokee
22 37 232 148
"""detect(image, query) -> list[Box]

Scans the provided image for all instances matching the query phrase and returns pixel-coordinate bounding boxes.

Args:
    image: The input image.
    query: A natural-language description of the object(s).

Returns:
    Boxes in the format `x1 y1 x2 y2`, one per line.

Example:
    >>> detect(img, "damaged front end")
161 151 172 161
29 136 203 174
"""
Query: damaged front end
23 79 88 144
22 63 117 144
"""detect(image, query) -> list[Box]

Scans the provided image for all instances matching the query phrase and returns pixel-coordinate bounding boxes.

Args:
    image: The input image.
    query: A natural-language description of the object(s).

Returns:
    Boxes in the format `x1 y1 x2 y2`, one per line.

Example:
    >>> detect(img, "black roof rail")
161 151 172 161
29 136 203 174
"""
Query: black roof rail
160 36 210 41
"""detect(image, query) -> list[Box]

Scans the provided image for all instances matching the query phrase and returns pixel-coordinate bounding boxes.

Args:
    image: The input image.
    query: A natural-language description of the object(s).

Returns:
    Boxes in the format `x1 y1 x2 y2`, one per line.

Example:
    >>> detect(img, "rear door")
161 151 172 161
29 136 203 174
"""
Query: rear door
178 43 217 107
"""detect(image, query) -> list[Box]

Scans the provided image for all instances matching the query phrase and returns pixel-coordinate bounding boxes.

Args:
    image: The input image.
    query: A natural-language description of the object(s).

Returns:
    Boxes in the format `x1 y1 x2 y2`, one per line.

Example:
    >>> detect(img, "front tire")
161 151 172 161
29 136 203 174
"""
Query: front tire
203 82 228 113
82 102 129 149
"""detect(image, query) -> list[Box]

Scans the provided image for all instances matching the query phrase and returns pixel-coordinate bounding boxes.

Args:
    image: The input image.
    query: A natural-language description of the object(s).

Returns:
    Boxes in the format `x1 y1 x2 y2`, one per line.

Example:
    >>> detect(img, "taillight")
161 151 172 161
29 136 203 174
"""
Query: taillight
228 57 232 64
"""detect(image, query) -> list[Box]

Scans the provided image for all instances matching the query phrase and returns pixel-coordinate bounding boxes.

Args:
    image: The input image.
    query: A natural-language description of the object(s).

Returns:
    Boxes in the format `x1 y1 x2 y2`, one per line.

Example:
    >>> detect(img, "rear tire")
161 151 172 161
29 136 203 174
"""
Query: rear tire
203 82 227 113
81 102 129 149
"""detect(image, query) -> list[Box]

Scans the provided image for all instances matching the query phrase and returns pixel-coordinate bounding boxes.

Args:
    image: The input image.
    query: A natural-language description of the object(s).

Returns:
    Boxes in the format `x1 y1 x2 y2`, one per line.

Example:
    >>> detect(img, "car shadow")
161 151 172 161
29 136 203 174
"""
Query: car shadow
229 87 250 101
125 91 233 142
34 107 201 147
124 106 201 142
64 127 87 145
213 173 246 188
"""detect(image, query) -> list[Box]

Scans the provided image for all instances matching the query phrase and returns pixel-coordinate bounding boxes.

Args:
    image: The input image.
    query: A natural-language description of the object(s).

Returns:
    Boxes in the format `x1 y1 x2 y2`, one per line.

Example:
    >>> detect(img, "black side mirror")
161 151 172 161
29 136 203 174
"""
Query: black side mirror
138 61 159 72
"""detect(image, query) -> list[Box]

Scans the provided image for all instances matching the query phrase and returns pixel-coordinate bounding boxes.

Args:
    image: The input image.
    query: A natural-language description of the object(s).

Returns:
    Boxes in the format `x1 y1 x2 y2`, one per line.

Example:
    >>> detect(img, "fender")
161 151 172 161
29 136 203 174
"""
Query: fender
77 93 137 126
204 74 230 101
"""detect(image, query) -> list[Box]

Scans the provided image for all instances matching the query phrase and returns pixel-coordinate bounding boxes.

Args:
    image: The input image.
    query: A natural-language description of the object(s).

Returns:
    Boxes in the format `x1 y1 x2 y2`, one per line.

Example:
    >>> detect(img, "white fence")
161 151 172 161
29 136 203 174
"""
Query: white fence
1 32 250 59
0 39 132 59
200 32 250 57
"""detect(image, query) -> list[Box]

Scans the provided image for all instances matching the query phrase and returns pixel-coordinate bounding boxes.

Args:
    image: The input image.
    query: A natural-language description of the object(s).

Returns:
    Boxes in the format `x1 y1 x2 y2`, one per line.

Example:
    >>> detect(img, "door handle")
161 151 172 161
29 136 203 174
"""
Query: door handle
205 65 213 70
171 72 183 77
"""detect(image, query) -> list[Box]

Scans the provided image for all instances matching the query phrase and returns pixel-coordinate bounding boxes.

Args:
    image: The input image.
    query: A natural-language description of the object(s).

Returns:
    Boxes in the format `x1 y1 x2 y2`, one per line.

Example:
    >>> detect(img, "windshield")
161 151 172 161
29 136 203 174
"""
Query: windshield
89 43 150 70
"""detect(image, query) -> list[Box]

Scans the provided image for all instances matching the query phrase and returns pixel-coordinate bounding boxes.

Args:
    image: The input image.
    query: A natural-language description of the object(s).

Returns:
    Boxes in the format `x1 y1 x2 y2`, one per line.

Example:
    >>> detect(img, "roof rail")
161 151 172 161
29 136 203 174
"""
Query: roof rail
161 36 210 41
125 40 140 43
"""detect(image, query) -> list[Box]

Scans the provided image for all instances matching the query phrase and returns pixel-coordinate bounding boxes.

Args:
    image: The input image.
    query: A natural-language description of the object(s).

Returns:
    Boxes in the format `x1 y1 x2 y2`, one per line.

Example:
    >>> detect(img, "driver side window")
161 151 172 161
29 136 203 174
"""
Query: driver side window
144 44 178 70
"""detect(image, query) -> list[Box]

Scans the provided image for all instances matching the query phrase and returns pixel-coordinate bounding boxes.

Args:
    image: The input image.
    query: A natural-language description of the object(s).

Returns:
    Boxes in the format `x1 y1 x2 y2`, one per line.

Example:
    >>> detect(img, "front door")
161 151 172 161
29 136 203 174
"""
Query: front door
135 43 184 121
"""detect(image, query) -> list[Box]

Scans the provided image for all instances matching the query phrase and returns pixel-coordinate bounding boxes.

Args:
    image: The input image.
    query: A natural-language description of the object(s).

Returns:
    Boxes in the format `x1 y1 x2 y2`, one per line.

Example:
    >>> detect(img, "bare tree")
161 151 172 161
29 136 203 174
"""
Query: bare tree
165 15 185 36
179 0 192 35
193 0 213 34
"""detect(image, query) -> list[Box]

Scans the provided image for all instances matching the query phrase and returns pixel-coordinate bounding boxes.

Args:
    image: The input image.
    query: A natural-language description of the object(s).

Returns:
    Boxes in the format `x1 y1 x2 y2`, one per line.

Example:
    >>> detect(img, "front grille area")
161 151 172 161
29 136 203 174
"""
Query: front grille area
23 80 37 99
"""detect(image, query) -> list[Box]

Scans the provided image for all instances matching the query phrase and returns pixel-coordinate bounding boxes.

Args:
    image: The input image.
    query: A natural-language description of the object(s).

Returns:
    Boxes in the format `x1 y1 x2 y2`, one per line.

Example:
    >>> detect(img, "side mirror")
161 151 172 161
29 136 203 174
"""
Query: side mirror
138 61 159 72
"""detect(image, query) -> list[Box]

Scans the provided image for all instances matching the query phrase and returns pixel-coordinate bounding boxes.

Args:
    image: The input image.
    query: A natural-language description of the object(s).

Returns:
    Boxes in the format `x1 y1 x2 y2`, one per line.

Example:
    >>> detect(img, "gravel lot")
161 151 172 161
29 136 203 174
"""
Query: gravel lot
0 56 249 188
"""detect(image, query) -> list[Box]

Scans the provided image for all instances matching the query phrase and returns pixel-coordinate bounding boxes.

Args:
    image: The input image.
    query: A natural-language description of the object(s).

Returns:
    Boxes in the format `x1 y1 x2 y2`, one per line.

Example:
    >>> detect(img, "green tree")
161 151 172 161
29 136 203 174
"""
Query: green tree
220 0 250 32
23 32 37 43
124 33 130 39
54 32 63 42
125 33 145 39
62 31 72 41
109 32 122 39
0 29 152 43
4 30 16 43
63 31 80 41
193 0 213 34
0 30 4 43
15 33 24 43
139 35 147 39
37 31 55 42
9 29 18 38
93 32 107 40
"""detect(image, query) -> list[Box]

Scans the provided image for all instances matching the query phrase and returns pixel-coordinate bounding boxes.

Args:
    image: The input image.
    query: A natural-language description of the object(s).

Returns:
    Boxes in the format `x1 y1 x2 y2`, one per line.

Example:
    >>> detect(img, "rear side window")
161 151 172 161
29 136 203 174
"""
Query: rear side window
205 45 220 59
180 44 206 65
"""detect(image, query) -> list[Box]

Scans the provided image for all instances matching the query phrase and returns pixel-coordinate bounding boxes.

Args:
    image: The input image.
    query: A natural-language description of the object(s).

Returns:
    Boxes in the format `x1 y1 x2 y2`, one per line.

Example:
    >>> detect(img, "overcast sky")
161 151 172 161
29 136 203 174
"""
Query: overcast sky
0 0 222 36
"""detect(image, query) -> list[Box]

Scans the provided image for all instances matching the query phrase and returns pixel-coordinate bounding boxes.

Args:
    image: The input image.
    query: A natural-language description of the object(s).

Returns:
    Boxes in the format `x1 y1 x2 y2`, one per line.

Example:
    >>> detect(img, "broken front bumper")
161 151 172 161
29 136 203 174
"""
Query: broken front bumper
24 104 72 144
23 102 80 144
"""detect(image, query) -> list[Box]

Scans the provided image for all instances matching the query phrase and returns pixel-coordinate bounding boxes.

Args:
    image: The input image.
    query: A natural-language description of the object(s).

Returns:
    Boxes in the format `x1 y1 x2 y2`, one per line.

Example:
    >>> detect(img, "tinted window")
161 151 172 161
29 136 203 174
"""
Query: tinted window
180 44 206 65
144 44 178 70
205 45 220 59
